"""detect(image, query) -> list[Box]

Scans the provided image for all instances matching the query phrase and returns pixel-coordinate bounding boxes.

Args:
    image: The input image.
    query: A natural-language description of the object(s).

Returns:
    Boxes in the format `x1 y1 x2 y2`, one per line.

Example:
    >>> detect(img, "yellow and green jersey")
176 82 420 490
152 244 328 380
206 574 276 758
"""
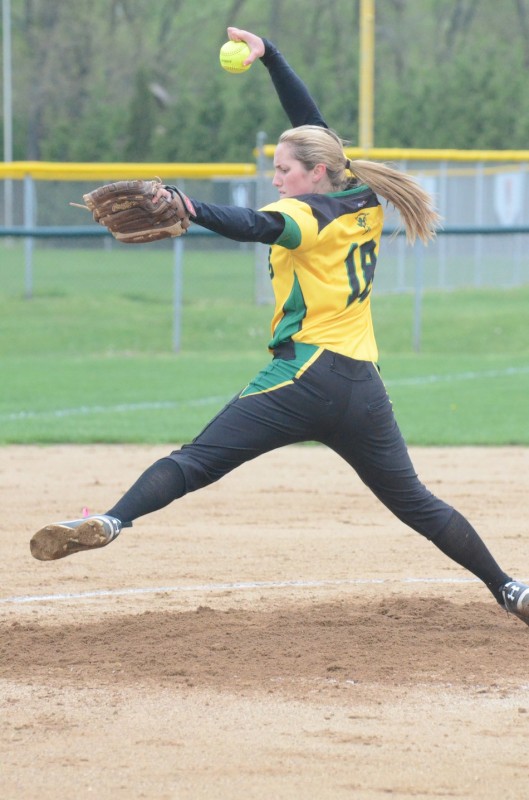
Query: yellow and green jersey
262 184 384 362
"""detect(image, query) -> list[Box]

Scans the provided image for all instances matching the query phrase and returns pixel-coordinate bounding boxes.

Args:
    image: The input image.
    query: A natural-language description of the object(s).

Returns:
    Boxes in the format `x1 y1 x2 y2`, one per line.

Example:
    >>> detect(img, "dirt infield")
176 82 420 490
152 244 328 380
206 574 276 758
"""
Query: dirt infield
1 444 529 799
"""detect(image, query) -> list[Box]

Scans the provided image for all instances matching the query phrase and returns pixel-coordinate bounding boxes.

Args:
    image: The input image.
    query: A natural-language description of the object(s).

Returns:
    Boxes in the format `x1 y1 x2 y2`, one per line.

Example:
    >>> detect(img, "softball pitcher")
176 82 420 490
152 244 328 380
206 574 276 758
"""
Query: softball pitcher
30 27 529 627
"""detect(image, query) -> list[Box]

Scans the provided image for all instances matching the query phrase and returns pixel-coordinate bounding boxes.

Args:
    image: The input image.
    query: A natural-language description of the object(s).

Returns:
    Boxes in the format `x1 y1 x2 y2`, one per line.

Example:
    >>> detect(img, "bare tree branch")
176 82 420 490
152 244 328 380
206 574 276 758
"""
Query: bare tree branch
443 0 478 58
514 0 529 67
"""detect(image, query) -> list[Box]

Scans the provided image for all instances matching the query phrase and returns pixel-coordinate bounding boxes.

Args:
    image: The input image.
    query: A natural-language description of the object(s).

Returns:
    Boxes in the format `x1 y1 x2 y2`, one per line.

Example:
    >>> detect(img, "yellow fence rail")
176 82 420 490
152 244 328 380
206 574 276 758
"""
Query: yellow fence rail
2 147 529 182
282 146 529 163
0 162 256 181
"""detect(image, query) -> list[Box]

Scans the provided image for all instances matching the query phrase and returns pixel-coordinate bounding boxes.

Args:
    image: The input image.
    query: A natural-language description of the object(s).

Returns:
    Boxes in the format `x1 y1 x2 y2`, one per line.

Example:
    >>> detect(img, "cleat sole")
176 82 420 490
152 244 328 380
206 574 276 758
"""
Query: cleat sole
30 519 109 561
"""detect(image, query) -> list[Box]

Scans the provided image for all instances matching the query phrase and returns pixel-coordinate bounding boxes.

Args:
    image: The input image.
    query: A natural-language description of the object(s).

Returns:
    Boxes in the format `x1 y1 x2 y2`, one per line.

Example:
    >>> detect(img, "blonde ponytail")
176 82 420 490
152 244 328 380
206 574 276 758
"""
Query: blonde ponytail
277 125 441 245
349 160 441 245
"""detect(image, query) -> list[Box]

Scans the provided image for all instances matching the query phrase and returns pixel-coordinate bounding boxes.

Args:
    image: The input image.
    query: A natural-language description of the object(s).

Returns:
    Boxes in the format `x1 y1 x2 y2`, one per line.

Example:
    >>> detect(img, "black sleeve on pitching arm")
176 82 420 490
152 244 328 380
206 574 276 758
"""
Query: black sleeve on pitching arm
186 198 285 245
260 38 328 129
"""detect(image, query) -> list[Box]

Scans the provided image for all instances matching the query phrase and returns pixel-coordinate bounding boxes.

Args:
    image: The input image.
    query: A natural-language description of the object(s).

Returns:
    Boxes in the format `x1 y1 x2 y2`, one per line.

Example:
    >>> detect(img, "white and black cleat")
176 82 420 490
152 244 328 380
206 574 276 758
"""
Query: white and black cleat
30 514 122 561
501 580 529 627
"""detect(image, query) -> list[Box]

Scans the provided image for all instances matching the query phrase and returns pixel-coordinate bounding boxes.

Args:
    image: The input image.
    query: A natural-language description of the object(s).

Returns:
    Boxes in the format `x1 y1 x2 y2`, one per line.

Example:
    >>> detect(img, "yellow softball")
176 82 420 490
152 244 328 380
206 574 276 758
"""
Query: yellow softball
219 40 251 74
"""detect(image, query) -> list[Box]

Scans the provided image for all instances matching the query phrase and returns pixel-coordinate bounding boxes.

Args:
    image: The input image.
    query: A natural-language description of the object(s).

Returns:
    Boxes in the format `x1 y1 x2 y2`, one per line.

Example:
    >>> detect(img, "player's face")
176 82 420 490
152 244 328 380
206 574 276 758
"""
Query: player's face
273 143 321 197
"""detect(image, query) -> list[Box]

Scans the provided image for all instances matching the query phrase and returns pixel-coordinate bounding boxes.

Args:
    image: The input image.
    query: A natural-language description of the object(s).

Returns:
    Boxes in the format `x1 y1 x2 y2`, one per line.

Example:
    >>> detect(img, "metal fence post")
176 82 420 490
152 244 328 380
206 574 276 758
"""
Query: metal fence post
173 236 184 353
413 241 424 353
2 0 13 232
438 160 448 288
23 174 35 299
254 131 273 305
474 161 484 287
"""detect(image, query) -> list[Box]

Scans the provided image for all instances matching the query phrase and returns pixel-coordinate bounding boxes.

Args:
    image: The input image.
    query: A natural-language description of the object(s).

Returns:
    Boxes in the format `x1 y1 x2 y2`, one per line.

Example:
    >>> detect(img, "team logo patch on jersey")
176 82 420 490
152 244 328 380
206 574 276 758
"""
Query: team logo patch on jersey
357 212 371 233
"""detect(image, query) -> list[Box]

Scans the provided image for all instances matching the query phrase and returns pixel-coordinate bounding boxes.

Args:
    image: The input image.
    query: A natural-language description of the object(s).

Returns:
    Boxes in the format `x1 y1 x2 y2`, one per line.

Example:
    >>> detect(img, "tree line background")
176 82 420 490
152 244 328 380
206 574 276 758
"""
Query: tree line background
3 0 529 164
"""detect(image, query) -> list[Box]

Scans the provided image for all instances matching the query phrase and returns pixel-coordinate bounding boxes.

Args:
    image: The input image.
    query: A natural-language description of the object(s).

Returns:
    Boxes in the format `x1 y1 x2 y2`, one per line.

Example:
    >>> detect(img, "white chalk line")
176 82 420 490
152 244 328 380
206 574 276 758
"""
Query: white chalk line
1 365 528 423
0 576 480 605
0 395 229 422
385 364 529 387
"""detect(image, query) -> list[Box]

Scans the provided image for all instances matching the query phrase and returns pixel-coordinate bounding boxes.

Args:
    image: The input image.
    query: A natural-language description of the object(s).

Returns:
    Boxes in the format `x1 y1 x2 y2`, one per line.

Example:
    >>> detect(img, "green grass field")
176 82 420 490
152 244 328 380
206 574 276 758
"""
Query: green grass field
1 242 528 445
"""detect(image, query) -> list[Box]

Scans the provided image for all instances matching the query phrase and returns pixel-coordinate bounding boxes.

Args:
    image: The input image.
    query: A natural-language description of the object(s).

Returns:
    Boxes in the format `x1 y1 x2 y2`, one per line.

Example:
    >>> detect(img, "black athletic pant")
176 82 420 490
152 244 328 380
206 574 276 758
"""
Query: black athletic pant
171 351 453 536
107 349 510 601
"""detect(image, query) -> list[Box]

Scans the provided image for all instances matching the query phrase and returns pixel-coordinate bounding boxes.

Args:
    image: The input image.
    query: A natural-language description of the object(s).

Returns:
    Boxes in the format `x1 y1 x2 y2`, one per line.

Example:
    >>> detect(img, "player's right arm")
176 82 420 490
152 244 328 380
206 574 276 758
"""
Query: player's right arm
226 26 328 129
260 38 328 129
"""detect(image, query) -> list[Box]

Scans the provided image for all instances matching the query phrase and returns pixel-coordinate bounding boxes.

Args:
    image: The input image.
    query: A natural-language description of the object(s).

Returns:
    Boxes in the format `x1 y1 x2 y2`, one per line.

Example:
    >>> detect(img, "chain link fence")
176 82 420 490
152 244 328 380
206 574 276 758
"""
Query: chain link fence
2 148 529 350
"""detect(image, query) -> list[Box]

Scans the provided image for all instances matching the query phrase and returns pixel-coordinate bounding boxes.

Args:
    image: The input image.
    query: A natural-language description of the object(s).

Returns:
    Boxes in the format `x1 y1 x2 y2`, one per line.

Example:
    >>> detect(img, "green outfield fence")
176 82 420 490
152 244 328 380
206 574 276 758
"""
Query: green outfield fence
2 144 529 351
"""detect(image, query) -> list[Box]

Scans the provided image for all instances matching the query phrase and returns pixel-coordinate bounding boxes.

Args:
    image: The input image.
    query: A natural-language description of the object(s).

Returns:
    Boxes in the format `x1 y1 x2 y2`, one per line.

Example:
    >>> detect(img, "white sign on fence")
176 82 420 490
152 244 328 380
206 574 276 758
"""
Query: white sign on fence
494 171 524 226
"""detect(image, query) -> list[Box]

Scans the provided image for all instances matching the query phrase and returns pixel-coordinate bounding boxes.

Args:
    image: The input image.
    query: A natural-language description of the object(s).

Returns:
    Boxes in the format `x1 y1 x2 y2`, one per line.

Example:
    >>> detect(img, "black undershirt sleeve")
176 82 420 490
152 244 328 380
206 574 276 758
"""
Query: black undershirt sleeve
260 38 328 129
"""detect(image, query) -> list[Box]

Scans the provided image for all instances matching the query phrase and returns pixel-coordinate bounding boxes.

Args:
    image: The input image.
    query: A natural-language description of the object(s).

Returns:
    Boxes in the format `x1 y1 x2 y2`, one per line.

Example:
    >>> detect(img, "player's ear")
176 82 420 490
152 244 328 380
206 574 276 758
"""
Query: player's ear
312 163 327 184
